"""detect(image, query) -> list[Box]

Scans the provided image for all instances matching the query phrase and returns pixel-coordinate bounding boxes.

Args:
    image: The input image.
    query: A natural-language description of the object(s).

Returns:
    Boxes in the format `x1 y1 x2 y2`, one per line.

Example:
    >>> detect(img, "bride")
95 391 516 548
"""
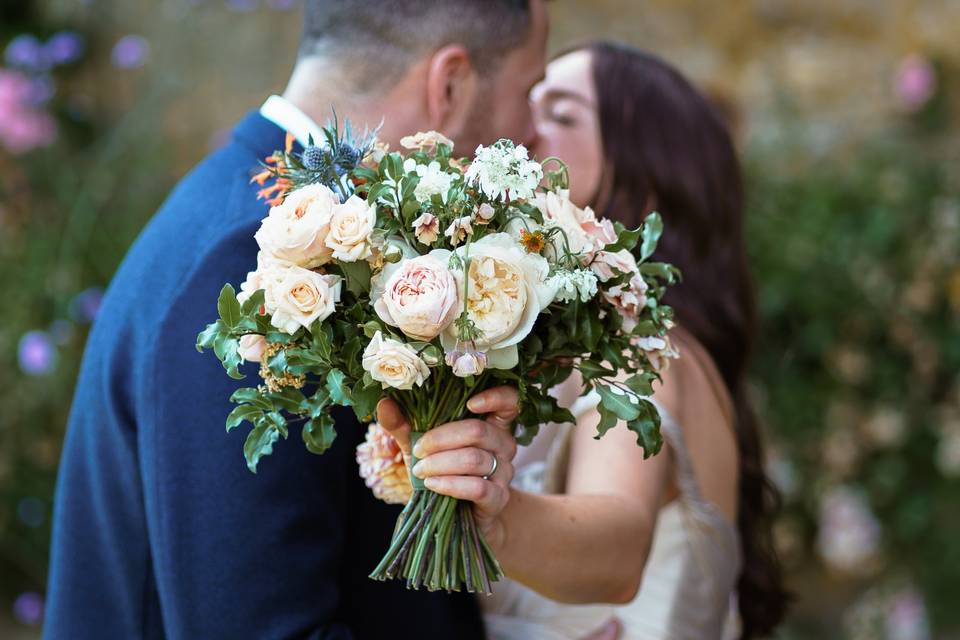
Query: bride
382 42 789 640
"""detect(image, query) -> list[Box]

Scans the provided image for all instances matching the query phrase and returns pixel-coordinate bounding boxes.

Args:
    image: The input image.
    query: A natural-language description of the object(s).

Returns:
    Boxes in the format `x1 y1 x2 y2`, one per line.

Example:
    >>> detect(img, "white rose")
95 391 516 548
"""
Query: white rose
254 184 337 268
362 331 431 390
325 195 377 262
265 266 342 334
373 255 459 340
431 233 555 369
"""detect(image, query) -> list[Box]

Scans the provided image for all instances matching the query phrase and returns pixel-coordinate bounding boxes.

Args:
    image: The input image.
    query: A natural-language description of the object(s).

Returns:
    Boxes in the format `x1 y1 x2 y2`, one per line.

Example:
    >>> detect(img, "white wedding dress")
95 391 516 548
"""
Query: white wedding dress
481 392 742 640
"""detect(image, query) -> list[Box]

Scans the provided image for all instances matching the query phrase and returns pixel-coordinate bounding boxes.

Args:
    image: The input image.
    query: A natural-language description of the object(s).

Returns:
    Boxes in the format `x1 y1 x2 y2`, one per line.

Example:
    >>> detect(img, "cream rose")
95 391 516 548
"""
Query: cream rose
265 266 342 334
400 130 454 152
325 195 377 262
373 255 459 340
362 331 431 390
254 184 337 268
431 233 555 369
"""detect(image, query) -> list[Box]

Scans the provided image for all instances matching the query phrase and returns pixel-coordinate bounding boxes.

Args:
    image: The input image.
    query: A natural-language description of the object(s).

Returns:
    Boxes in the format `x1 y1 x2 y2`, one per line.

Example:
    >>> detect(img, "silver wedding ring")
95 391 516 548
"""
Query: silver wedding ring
482 453 498 480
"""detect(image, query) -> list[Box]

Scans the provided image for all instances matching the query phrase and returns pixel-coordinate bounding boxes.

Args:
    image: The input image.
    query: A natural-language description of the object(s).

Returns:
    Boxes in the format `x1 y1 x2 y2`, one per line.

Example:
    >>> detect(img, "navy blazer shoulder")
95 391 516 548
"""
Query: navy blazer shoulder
44 111 485 640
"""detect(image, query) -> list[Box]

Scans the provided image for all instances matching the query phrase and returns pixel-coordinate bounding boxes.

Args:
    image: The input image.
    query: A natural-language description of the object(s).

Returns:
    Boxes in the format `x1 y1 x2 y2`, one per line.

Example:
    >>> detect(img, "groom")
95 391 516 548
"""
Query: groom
44 1 548 638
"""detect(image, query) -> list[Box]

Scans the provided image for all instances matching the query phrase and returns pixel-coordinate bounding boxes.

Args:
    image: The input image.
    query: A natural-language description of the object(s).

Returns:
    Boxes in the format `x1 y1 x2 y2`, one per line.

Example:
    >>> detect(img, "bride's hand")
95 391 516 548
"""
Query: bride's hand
376 386 519 551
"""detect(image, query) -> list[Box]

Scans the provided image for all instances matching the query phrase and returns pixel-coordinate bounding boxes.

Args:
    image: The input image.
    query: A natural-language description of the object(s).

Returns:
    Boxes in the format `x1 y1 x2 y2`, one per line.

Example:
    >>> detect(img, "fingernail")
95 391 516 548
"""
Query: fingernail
423 477 438 490
412 441 425 458
467 396 485 412
412 461 425 478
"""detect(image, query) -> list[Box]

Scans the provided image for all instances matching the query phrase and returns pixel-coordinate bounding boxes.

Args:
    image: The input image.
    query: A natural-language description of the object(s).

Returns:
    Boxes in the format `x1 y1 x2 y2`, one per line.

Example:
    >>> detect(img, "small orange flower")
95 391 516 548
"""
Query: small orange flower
250 168 272 186
519 228 546 254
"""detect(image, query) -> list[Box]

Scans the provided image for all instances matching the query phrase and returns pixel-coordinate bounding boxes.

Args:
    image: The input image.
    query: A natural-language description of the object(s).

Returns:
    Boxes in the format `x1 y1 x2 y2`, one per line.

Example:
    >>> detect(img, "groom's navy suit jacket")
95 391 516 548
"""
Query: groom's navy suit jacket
45 112 485 640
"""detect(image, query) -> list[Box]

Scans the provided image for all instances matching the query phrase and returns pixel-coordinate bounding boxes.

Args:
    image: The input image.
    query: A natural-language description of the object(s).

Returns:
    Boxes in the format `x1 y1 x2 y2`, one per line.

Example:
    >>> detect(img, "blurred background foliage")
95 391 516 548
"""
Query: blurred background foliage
0 0 958 638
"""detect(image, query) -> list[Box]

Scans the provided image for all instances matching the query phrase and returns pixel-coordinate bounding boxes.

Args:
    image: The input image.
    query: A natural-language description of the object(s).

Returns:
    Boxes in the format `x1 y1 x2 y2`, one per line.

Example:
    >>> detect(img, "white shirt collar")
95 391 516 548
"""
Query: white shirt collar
259 95 325 147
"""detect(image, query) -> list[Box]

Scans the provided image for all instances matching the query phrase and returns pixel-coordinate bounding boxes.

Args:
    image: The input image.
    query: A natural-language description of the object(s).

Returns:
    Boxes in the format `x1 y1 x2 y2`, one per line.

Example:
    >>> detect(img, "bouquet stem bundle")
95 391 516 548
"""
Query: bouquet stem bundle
369 369 503 593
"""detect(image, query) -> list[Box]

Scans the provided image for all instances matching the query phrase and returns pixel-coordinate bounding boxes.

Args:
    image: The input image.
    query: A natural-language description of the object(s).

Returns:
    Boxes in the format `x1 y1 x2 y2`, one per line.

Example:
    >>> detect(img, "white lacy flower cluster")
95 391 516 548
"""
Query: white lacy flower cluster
465 139 543 202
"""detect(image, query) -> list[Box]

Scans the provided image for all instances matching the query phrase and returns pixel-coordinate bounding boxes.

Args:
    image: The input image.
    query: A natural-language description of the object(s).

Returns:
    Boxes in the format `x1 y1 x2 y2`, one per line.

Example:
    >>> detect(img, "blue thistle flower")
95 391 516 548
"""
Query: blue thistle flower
302 145 328 171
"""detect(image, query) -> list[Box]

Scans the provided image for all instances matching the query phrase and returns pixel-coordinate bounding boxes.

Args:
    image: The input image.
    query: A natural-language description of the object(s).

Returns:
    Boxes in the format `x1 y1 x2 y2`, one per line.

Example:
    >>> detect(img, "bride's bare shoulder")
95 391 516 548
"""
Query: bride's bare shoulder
655 328 735 430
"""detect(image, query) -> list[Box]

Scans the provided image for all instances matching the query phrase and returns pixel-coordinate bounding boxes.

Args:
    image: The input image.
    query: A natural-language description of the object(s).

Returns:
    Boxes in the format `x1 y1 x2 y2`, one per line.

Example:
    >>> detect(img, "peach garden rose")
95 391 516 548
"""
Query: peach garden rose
373 255 459 340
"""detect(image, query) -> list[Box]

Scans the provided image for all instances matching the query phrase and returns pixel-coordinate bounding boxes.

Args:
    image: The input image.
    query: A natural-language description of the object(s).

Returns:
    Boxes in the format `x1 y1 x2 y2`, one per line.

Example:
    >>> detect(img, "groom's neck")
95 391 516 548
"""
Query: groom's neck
282 57 422 150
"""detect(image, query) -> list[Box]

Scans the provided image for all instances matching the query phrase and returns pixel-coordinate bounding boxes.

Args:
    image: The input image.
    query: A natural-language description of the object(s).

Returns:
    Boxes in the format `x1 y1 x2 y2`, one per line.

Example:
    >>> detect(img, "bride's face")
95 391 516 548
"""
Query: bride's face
530 50 605 209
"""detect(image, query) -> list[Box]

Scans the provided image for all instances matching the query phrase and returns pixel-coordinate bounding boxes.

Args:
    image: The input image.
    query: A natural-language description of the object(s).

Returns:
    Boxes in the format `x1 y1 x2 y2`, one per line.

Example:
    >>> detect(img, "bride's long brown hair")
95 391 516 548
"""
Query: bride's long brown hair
581 41 789 637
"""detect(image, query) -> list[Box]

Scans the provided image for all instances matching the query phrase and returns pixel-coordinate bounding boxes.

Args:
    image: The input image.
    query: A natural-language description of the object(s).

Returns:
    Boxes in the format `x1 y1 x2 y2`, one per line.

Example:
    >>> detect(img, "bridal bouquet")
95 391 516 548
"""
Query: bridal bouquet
197 117 679 594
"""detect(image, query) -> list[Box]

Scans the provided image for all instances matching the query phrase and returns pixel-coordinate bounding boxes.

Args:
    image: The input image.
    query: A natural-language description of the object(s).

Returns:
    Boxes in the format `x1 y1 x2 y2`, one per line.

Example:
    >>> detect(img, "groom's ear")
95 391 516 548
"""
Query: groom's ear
424 44 478 137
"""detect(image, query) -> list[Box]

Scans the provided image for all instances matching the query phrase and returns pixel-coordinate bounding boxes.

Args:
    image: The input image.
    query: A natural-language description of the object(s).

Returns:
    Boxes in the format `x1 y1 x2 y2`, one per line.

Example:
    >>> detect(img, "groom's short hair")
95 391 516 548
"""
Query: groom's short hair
300 0 536 92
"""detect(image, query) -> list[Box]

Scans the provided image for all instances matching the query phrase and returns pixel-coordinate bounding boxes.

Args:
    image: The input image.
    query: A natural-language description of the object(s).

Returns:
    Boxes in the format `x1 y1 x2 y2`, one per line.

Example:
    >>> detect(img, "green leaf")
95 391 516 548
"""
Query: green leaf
593 402 619 439
639 262 682 284
217 284 242 329
595 383 641 422
300 387 331 419
351 381 381 423
326 368 352 406
264 410 289 439
603 225 642 253
230 387 274 410
213 334 244 380
240 289 266 317
626 401 663 458
266 347 289 377
266 387 306 413
339 260 372 297
577 360 616 381
624 372 656 397
311 322 334 360
639 212 664 262
513 422 540 447
341 337 363 374
226 405 262 432
196 319 226 353
243 420 281 473
302 414 337 455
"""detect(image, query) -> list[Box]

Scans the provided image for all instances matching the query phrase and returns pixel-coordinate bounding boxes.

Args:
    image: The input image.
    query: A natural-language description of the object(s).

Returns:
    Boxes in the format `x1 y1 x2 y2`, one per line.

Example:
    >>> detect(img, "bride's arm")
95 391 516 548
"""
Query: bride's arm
491 401 671 604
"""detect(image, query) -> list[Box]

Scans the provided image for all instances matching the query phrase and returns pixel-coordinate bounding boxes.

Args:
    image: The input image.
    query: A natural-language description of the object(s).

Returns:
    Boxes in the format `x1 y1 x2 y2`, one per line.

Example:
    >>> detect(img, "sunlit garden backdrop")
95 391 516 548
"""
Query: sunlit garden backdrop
1 0 958 638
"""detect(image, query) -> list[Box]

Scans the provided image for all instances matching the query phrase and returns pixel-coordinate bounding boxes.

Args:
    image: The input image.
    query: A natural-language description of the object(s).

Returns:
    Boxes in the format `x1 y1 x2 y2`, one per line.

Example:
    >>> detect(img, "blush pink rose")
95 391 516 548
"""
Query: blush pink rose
590 249 639 282
238 334 267 363
602 275 649 332
373 255 459 340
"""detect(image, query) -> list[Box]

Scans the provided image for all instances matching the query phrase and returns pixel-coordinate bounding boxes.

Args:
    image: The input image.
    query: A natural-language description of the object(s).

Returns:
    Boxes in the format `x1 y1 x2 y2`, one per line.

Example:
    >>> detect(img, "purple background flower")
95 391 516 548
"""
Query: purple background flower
45 31 85 66
4 35 49 72
225 0 258 12
111 35 150 70
70 287 104 323
17 331 59 376
12 592 44 626
894 54 936 113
